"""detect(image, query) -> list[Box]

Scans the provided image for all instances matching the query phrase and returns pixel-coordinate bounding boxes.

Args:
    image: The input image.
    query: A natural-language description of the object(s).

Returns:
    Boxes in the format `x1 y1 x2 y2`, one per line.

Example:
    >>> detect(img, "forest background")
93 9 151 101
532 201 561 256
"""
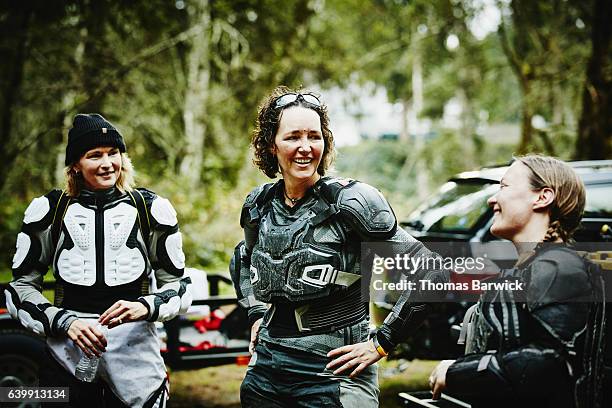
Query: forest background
0 0 610 278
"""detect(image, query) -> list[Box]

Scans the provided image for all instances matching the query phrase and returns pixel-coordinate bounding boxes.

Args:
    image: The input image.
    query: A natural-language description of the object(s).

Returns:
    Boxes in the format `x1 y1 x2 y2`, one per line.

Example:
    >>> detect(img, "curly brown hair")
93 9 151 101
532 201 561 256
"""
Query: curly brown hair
252 86 335 178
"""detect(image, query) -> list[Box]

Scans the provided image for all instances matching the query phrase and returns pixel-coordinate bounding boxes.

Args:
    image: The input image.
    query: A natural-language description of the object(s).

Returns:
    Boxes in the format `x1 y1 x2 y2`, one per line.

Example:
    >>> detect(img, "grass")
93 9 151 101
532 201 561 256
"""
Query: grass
168 359 436 408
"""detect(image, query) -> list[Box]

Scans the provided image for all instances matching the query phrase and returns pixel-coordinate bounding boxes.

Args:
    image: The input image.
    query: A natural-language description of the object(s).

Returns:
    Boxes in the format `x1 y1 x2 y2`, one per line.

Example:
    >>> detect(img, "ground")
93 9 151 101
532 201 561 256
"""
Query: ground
169 359 437 408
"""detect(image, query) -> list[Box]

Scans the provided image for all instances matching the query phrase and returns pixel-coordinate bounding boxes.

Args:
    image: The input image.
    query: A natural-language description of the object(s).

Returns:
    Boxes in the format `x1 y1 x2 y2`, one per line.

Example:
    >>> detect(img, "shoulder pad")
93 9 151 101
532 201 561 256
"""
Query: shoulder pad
24 196 51 224
317 177 355 201
22 190 62 229
240 182 276 228
527 248 591 310
135 188 156 207
336 181 397 239
151 195 178 226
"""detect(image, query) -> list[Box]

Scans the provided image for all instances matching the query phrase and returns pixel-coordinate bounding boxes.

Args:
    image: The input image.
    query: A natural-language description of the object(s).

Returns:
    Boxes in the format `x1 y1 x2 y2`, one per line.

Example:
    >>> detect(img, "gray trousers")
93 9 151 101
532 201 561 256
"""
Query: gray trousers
241 340 379 408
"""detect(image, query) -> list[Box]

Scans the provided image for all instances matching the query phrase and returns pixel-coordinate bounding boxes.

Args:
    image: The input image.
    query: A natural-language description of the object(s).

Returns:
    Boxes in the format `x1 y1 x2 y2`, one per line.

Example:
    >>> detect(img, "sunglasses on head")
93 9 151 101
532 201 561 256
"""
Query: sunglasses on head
273 93 322 109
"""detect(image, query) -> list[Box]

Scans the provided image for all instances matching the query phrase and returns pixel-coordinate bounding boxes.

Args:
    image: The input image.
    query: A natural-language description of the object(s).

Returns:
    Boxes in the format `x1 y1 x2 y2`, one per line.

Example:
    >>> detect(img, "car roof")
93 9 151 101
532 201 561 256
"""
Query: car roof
451 160 612 184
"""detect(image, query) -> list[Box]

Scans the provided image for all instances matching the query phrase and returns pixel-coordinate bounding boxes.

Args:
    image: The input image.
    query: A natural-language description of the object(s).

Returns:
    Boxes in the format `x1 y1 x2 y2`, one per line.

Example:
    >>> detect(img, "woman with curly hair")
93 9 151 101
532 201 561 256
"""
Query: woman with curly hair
231 86 450 407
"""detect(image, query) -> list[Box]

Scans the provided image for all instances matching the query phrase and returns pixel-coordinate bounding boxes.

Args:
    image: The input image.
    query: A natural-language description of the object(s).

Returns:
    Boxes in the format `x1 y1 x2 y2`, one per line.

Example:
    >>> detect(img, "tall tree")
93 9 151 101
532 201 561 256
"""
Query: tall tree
575 0 611 159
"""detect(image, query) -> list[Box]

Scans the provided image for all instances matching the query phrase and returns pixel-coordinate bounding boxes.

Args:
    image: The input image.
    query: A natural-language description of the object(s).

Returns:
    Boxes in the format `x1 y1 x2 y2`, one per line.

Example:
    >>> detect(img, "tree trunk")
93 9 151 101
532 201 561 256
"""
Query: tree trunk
517 80 533 154
575 0 611 160
411 41 428 201
78 0 110 113
180 0 210 187
399 99 410 142
0 6 32 193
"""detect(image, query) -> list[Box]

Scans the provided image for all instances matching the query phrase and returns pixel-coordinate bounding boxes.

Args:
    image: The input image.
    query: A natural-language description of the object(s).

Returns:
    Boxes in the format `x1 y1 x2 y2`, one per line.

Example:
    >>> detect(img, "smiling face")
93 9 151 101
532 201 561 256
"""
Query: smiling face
74 146 122 191
273 106 324 189
487 161 542 241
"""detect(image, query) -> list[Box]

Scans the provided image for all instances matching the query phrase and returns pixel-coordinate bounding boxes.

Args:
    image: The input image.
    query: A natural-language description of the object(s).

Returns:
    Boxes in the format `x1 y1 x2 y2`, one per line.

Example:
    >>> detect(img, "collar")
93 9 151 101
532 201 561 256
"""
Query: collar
78 186 123 206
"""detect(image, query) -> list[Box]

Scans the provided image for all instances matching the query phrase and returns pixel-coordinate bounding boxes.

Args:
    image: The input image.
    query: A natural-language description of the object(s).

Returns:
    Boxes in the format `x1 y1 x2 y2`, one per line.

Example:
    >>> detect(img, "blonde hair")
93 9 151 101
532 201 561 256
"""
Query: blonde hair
515 155 586 242
64 152 135 197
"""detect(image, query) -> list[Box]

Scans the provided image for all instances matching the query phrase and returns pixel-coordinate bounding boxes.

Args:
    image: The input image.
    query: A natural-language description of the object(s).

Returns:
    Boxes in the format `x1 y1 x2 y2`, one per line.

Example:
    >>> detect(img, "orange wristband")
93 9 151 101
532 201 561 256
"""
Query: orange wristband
372 336 388 357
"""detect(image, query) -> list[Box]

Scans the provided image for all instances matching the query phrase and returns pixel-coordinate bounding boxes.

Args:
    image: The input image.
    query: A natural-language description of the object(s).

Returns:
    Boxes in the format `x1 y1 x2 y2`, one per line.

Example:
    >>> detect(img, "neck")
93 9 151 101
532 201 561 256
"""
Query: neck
283 174 320 200
511 213 551 259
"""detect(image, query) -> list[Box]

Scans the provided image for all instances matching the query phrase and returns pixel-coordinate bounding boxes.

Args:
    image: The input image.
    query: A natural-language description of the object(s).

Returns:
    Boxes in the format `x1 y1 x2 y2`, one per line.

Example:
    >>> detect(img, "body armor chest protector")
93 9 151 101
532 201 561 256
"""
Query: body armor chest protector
53 190 150 313
57 202 145 287
249 186 360 303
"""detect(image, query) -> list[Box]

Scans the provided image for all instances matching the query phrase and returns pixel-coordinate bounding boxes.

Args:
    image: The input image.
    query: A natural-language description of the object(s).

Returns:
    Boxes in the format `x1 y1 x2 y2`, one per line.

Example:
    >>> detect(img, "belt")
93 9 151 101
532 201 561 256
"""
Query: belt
266 285 367 337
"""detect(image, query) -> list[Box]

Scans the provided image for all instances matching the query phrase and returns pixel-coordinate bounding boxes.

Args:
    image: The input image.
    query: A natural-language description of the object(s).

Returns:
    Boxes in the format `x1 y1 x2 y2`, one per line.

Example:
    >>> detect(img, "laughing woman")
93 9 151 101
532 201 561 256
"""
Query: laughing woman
429 155 606 408
231 86 450 407
5 114 192 407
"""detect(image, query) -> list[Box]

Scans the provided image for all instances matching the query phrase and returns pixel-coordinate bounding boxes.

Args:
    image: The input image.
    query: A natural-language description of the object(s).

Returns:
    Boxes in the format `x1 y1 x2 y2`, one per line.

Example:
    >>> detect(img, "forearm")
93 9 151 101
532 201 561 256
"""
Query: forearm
446 346 567 398
374 229 450 351
6 273 76 336
138 271 192 321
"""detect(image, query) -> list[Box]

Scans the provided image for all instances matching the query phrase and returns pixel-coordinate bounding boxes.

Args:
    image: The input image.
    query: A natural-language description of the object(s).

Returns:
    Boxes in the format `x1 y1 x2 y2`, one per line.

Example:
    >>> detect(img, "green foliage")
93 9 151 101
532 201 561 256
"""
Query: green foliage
0 0 607 276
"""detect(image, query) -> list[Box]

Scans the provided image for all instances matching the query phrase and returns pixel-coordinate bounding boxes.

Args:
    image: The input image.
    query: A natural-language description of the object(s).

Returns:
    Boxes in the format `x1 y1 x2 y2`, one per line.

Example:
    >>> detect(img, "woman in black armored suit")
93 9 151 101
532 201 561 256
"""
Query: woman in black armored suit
429 155 606 408
231 86 450 407
4 114 192 407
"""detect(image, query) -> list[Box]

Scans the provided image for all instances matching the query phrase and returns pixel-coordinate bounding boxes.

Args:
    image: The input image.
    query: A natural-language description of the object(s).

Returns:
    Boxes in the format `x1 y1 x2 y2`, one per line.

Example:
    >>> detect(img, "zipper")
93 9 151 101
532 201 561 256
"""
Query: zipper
95 197 104 286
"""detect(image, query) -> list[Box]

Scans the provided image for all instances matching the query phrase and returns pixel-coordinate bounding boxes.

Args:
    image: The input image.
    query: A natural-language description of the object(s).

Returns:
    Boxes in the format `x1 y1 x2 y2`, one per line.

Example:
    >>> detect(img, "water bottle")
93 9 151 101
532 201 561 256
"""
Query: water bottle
74 324 106 382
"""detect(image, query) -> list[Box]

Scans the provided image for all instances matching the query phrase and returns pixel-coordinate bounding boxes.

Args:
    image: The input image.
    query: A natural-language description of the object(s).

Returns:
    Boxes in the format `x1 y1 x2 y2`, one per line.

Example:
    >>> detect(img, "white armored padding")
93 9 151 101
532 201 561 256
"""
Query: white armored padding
4 290 45 335
57 204 96 286
104 203 145 286
151 197 178 226
23 196 50 224
165 231 185 270
157 296 181 321
12 232 31 269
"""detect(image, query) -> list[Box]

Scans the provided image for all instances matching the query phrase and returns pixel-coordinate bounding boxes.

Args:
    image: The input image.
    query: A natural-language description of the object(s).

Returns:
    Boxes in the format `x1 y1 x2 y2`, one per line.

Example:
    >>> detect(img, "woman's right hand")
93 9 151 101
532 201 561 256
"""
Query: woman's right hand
66 320 107 358
249 318 263 355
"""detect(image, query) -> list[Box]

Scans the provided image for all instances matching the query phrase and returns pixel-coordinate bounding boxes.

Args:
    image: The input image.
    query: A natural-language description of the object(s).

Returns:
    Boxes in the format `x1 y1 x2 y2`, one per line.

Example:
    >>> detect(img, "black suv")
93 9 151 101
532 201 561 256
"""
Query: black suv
402 160 612 244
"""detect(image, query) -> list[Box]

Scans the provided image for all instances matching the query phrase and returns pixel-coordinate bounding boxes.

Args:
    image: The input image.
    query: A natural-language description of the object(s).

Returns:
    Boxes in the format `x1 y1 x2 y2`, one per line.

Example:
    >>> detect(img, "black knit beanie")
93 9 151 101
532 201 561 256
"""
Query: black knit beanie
65 113 126 165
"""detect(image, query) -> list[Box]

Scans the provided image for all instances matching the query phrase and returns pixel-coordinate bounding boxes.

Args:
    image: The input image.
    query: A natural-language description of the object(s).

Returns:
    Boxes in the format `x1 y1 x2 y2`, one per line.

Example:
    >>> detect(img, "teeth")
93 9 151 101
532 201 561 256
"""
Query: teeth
294 159 311 164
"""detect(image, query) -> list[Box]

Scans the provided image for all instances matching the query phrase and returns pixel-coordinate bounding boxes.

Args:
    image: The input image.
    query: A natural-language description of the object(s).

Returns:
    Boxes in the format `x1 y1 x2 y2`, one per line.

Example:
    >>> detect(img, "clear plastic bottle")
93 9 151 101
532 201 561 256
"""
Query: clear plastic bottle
74 323 106 382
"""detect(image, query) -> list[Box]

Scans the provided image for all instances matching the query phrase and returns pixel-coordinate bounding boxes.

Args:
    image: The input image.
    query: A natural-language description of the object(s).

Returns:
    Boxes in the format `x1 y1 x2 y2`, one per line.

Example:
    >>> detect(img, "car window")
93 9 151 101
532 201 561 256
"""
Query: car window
406 181 498 232
584 184 612 217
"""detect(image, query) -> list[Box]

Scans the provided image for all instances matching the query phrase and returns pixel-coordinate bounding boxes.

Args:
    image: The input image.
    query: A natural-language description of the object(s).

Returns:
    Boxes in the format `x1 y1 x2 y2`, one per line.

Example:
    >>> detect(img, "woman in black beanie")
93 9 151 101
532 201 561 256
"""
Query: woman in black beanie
4 113 192 407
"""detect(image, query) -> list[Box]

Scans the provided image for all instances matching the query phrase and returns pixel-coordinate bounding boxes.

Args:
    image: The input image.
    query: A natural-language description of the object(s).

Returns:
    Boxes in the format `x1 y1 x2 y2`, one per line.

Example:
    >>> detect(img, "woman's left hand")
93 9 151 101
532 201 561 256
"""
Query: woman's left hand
326 340 382 378
99 300 148 328
430 359 455 399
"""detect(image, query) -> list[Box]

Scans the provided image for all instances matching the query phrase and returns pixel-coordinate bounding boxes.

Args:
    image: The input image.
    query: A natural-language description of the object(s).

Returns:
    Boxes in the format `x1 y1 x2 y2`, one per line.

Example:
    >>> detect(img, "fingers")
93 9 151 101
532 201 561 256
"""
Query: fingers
327 345 351 358
333 361 357 375
91 325 108 348
106 314 127 329
99 301 120 323
432 381 443 400
99 301 145 328
326 343 376 376
326 350 353 370
349 362 368 378
70 323 106 357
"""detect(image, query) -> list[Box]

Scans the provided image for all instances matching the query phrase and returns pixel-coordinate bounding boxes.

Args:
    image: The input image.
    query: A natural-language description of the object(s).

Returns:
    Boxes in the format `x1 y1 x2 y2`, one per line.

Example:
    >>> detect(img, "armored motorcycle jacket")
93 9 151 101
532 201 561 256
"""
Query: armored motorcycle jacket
446 244 605 408
231 177 449 355
5 187 192 337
